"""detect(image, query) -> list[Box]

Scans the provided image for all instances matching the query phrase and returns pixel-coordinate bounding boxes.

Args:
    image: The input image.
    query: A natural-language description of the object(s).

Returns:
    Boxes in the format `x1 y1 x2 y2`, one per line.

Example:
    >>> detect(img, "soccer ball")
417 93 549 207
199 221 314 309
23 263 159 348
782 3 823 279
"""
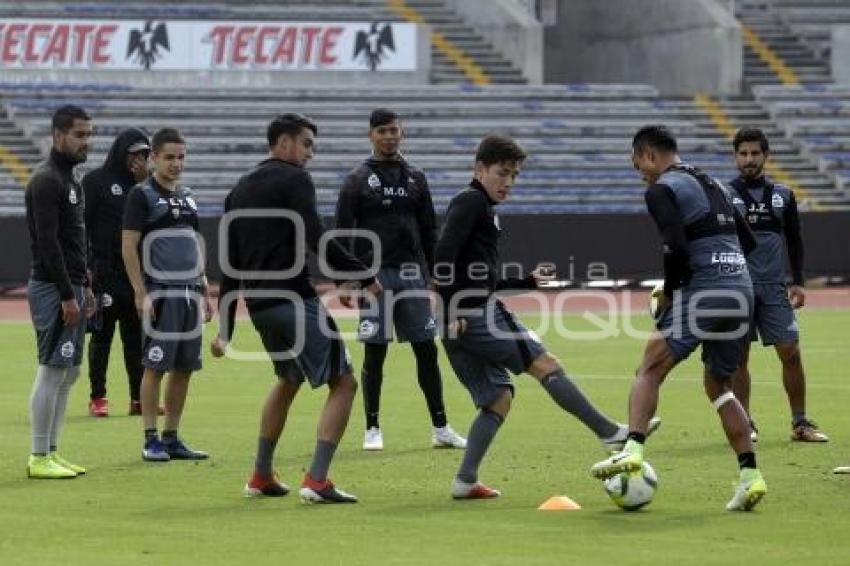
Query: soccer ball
603 461 658 511
648 283 665 320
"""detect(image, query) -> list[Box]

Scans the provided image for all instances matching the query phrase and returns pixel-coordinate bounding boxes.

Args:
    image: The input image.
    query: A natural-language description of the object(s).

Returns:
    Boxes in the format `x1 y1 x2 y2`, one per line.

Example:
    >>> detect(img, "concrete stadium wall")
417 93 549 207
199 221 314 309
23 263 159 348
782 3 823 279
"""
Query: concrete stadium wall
833 26 850 84
544 0 742 95
444 0 543 84
3 212 850 288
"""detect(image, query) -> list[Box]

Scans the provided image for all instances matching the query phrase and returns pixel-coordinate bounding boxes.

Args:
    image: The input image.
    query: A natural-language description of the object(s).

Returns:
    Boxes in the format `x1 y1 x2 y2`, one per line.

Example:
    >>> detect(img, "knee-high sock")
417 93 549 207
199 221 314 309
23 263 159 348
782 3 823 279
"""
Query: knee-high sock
362 343 388 429
411 341 447 428
456 409 504 484
30 365 66 455
541 370 620 438
49 366 80 451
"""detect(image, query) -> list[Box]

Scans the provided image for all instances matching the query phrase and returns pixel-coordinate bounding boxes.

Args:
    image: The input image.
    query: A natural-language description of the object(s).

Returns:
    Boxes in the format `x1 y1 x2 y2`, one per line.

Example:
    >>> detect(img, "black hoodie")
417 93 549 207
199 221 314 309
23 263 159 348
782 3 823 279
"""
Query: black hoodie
82 128 149 293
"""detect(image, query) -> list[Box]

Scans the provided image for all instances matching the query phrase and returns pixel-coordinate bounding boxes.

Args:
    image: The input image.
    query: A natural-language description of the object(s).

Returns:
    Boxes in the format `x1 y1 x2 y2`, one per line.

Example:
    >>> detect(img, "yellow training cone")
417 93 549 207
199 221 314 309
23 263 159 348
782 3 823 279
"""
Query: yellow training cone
538 496 581 511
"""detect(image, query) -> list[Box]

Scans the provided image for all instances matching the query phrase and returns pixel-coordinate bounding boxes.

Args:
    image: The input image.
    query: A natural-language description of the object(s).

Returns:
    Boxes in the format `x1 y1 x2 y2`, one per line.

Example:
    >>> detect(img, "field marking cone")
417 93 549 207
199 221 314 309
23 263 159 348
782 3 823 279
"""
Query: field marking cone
538 496 581 511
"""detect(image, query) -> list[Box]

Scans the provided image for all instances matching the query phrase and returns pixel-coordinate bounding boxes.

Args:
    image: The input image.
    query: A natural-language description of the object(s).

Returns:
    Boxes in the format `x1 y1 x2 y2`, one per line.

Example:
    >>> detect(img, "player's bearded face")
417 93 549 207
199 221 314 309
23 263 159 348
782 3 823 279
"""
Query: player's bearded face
735 141 766 180
475 161 520 203
369 121 402 158
55 119 93 164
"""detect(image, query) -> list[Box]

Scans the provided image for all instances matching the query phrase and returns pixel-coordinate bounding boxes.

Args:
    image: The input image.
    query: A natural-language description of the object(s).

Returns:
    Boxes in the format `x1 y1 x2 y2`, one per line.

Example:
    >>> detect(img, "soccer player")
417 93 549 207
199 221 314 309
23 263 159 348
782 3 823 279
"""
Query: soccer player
122 127 214 462
435 134 654 499
728 128 827 443
83 128 151 417
335 108 466 451
591 125 767 511
25 104 95 478
210 113 382 503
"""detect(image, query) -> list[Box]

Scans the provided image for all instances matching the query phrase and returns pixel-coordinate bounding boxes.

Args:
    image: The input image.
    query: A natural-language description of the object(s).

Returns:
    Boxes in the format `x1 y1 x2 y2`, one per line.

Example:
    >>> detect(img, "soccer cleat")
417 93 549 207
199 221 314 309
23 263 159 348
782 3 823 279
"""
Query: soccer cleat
726 469 767 511
27 454 77 479
749 419 759 443
601 417 662 453
244 471 290 497
363 427 384 451
791 419 828 443
49 452 86 475
451 479 501 499
299 474 358 504
163 437 209 460
142 437 170 462
88 397 109 417
591 440 644 480
432 424 467 449
833 466 850 474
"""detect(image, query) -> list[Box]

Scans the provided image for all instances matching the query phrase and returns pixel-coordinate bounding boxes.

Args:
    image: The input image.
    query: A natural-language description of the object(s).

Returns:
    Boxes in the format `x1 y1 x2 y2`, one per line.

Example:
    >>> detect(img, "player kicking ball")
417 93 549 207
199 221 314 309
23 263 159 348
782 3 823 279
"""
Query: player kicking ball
591 126 766 511
434 134 659 500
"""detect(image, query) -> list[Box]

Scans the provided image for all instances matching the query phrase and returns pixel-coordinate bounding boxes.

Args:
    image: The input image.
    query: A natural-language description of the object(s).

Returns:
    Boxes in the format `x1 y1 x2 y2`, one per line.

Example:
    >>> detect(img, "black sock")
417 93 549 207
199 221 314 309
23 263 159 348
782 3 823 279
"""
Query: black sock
457 409 504 484
411 341 447 428
627 431 646 444
161 429 178 443
255 437 277 478
737 451 757 469
362 343 388 429
49 444 56 453
144 428 158 441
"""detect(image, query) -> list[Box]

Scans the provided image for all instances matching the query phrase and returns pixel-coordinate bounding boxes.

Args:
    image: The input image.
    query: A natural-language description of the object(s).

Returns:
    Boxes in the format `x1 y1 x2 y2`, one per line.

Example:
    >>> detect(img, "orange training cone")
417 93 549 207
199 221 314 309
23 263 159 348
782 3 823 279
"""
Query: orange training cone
538 496 581 511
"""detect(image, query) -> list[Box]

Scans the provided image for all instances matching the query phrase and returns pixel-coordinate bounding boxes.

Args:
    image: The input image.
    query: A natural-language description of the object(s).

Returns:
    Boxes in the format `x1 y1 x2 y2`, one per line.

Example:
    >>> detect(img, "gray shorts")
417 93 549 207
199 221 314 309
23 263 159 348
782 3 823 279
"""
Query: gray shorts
750 283 799 346
357 266 436 344
143 285 203 373
250 297 352 389
28 280 86 368
656 286 754 379
441 300 547 408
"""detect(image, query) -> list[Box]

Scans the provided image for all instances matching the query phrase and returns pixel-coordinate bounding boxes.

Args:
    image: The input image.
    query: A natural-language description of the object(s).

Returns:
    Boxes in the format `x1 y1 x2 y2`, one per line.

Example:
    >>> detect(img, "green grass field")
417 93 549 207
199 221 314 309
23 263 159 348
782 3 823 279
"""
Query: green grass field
1 310 849 565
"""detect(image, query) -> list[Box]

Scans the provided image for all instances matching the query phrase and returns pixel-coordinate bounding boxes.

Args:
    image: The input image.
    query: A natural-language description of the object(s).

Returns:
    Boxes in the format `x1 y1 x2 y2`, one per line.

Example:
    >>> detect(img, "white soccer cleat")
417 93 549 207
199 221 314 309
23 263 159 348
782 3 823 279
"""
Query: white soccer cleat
363 427 384 451
601 417 662 453
451 478 501 499
833 466 850 475
726 469 767 512
432 425 467 449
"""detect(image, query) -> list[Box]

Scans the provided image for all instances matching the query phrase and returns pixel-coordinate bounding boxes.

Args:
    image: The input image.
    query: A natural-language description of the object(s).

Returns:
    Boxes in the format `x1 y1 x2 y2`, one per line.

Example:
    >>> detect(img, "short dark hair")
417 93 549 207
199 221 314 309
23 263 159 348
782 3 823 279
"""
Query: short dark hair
151 128 185 152
369 108 399 129
632 125 678 155
733 127 769 153
51 104 90 133
475 134 527 166
267 113 318 147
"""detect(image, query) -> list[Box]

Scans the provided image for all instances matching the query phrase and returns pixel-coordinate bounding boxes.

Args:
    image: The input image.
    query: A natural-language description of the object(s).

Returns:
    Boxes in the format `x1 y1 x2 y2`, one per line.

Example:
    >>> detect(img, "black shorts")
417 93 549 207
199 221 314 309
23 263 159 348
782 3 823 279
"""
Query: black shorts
250 297 352 388
441 300 546 408
657 286 754 379
357 266 437 344
28 279 86 367
142 285 203 373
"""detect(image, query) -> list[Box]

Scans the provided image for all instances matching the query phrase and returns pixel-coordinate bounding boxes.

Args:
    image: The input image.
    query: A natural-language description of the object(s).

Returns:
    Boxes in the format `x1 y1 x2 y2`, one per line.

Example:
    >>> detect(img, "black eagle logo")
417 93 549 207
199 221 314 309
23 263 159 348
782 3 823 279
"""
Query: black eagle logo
127 21 169 70
353 23 395 71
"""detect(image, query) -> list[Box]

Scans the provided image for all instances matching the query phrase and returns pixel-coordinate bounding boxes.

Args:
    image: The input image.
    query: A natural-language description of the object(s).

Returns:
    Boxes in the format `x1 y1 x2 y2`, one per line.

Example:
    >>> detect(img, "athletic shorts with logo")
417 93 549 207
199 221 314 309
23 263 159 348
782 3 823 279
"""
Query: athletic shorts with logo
250 296 352 388
749 282 799 345
656 286 754 379
142 284 203 372
28 280 86 367
441 300 546 408
357 266 436 344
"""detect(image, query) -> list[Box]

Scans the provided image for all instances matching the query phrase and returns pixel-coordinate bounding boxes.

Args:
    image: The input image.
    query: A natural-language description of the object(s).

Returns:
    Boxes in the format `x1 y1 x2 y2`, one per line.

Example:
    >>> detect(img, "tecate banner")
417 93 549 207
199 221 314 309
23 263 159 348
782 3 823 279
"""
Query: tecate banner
0 19 417 71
